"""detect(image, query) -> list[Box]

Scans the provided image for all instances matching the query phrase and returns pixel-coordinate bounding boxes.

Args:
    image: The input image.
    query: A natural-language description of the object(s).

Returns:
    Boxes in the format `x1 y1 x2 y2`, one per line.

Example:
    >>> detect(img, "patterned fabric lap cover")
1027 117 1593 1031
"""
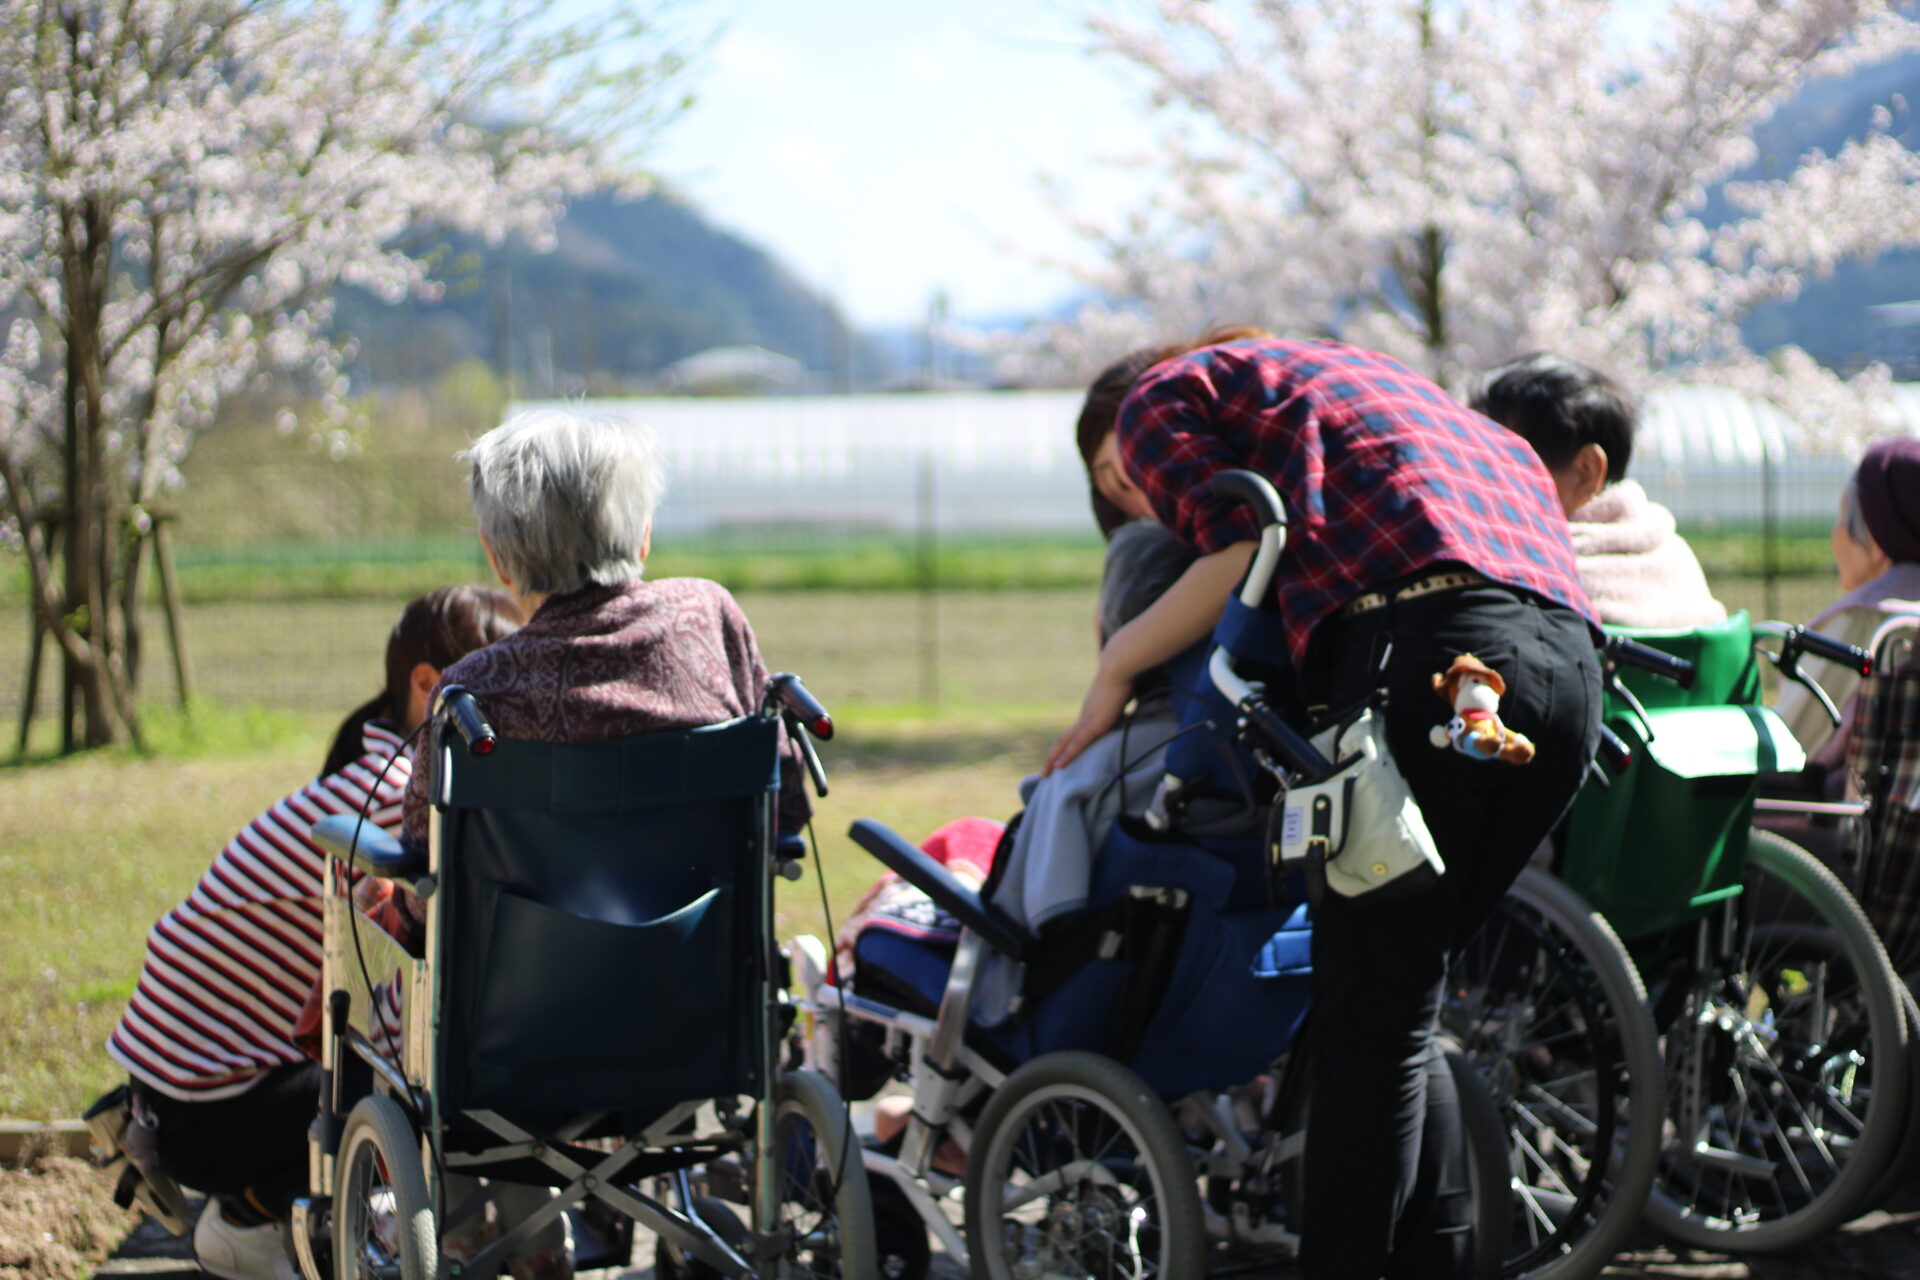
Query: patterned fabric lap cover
1852 655 1920 973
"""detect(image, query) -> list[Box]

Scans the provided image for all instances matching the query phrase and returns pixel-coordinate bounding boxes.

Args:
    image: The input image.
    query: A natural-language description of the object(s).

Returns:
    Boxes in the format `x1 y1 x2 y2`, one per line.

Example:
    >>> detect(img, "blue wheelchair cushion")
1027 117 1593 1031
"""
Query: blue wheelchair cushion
852 929 954 1017
1250 905 1313 977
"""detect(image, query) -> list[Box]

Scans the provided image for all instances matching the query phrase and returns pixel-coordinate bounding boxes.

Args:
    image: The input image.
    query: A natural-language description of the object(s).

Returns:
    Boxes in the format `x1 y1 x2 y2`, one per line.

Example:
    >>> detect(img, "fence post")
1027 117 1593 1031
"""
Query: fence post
1762 436 1779 621
151 515 194 708
918 448 939 706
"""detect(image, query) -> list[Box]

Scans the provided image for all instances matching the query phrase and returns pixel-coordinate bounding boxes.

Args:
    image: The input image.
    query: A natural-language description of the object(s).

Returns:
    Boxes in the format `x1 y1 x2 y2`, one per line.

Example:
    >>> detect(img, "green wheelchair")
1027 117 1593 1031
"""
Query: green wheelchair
1456 611 1909 1258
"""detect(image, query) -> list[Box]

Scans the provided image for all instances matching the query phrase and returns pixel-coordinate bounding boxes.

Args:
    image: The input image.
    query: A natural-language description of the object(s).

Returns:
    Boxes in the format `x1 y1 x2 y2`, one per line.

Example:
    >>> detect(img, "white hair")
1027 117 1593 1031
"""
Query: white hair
1842 473 1872 549
464 407 665 596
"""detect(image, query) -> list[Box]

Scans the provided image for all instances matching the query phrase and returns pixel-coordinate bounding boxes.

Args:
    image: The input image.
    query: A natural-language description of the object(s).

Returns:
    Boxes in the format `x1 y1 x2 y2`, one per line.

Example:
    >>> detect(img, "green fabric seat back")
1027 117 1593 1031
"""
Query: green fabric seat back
1606 611 1762 710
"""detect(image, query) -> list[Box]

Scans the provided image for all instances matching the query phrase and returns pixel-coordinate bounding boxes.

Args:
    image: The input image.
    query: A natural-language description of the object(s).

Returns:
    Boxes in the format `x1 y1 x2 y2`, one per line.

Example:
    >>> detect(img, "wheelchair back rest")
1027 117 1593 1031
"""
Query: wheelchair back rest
1561 703 1804 941
1163 596 1292 784
1607 611 1762 710
992 822 1312 1098
433 716 780 1116
1155 598 1295 905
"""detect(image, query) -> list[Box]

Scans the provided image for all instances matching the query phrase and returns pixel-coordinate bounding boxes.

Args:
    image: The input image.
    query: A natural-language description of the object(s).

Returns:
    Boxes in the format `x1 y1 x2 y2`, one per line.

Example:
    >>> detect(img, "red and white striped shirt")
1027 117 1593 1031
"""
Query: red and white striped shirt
108 723 411 1101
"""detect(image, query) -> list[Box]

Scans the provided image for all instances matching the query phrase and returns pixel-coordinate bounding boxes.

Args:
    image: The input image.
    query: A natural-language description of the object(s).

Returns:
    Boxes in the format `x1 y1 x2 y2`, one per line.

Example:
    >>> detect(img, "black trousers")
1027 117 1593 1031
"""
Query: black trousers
132 1062 320 1218
1297 582 1601 1280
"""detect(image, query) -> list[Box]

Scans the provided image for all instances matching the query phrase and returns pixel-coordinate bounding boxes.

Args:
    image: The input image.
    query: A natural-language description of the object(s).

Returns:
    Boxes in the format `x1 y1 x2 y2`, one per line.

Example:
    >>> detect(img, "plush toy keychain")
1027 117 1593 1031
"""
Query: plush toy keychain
1429 653 1535 764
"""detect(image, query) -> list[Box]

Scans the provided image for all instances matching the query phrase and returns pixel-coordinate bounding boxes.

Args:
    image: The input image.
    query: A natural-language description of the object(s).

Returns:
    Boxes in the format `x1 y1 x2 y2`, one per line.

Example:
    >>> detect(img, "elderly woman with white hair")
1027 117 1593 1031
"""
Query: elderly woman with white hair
400 406 810 850
392 406 811 1279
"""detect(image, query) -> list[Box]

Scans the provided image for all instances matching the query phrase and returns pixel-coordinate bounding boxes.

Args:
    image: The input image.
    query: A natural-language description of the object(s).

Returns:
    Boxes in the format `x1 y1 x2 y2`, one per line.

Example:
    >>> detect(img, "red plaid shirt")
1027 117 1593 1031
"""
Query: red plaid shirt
1118 338 1593 667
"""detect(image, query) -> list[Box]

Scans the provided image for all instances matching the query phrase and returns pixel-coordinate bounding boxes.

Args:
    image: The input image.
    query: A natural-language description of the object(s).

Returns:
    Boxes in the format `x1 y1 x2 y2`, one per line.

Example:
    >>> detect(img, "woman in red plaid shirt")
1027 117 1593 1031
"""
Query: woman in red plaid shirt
1060 331 1602 1280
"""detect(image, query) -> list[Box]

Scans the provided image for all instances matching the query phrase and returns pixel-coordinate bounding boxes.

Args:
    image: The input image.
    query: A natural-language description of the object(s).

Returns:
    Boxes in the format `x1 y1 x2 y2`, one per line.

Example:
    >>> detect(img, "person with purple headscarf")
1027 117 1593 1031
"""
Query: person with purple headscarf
1777 437 1920 774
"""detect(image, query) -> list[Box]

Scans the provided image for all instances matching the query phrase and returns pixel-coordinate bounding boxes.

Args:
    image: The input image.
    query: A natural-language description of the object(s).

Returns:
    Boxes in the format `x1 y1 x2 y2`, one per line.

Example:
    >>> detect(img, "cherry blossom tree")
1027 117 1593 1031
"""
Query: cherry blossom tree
1028 0 1920 421
0 0 686 748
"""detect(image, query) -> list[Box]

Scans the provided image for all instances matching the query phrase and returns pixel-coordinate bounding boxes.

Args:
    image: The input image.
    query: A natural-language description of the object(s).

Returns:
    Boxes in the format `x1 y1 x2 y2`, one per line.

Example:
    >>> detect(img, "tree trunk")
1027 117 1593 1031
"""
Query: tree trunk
57 196 132 749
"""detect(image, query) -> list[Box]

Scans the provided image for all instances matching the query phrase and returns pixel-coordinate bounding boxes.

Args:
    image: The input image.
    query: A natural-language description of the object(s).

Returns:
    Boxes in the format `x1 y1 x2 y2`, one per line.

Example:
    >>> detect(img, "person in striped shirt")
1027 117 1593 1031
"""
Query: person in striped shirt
97 585 518 1280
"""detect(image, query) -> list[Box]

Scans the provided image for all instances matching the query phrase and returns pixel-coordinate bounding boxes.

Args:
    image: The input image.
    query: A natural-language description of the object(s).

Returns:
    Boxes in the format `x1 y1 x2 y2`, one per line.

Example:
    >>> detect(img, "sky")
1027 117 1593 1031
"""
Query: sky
642 1 1673 331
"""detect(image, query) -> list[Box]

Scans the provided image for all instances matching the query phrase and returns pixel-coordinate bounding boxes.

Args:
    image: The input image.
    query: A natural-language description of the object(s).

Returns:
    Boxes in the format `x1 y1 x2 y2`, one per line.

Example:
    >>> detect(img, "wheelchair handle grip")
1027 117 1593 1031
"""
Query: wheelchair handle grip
1209 470 1287 530
1795 627 1874 677
770 672 833 740
438 685 496 756
1602 636 1696 689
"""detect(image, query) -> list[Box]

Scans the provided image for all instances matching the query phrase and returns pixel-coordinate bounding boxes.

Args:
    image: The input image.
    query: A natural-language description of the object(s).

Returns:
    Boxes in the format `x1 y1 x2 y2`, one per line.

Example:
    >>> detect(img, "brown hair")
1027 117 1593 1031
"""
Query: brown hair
1075 326 1276 537
321 585 523 775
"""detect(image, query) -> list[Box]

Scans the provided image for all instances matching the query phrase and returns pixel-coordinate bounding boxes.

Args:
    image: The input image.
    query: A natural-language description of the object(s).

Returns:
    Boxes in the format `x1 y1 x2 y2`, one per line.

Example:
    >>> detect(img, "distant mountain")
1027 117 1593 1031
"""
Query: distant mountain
1733 52 1920 370
333 191 895 393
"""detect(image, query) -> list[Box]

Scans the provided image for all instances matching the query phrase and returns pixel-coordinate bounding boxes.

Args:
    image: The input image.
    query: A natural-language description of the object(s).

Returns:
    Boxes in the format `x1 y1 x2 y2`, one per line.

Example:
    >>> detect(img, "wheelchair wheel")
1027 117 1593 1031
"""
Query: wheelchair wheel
963 1050 1204 1280
1854 981 1920 1215
332 1095 435 1280
1451 1048 1518 1279
1445 866 1663 1280
1646 829 1909 1251
759 1069 879 1279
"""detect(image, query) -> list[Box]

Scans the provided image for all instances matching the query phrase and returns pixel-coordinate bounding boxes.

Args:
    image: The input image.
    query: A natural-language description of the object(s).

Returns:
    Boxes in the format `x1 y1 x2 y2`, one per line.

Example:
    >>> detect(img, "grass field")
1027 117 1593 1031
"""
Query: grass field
0 569 1850 1118
0 703 1055 1120
0 574 1841 728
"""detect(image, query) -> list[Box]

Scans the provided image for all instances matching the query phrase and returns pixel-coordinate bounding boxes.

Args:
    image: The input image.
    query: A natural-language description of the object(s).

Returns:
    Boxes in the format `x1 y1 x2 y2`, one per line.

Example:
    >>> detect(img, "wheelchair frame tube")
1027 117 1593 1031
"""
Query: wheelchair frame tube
753 779 781 1243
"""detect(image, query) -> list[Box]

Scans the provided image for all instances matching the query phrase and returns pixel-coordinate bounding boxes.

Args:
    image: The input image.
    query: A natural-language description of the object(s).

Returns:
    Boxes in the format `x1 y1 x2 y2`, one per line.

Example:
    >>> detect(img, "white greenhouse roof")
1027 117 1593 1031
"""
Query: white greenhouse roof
511 383 1920 534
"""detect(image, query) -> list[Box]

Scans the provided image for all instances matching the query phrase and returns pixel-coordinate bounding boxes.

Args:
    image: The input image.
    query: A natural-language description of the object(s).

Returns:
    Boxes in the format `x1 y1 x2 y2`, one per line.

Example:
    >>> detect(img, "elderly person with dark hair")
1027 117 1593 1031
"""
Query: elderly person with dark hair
400 407 809 850
1777 438 1920 773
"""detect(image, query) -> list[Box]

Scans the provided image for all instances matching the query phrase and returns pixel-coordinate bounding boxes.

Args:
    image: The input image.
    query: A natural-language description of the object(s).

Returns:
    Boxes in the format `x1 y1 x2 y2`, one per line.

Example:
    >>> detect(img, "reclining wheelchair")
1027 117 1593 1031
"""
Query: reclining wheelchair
300 675 877 1280
790 472 1516 1279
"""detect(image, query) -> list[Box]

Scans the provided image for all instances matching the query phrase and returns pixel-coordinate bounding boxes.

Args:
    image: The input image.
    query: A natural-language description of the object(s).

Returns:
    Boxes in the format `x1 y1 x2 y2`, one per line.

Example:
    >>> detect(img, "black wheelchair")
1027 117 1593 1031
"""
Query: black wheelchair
299 675 876 1280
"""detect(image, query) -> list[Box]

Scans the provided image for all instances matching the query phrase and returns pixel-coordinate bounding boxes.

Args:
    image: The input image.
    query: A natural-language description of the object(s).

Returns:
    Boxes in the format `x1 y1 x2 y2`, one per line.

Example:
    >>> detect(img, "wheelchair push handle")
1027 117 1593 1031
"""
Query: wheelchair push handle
1602 636 1697 689
1785 624 1873 677
765 673 832 799
1210 470 1289 610
1209 470 1288 531
1191 470 1335 782
1753 621 1872 728
770 672 833 740
437 685 496 756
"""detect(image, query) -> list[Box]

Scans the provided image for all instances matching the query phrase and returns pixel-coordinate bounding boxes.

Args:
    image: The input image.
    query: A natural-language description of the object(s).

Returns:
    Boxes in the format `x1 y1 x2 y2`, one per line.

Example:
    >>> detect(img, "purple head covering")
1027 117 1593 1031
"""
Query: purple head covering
1855 437 1920 565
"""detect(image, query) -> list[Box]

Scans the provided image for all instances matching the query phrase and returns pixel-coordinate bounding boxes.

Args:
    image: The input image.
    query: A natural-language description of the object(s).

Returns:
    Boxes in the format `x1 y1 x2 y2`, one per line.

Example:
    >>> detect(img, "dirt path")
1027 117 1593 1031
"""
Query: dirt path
82 1174 1920 1279
0 1152 138 1280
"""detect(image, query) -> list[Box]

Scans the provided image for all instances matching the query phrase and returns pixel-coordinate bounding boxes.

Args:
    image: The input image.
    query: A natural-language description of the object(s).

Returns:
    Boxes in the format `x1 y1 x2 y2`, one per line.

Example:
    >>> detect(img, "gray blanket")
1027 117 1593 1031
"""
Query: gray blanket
973 706 1180 1024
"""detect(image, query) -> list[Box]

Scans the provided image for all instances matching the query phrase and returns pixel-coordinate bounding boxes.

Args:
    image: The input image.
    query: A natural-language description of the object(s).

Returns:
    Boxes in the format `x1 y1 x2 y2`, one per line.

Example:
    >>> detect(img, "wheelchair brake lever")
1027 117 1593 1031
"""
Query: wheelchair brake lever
1603 668 1656 743
1764 639 1848 728
785 711 830 797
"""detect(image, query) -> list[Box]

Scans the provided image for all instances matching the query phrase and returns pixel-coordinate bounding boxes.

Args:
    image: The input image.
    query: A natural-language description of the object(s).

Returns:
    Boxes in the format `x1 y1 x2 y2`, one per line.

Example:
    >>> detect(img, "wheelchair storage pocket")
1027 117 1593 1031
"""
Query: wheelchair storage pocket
466 884 736 1110
1560 704 1805 941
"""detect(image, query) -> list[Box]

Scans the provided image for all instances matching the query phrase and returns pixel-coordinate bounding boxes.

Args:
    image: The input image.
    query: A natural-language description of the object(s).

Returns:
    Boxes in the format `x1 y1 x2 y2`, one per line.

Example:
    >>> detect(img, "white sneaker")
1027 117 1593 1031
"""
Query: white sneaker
367 1188 400 1258
192 1199 299 1280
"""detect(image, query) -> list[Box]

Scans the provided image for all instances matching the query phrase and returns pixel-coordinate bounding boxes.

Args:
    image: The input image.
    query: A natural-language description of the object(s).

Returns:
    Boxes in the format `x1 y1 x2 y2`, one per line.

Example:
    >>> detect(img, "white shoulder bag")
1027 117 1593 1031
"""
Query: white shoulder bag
1269 708 1445 899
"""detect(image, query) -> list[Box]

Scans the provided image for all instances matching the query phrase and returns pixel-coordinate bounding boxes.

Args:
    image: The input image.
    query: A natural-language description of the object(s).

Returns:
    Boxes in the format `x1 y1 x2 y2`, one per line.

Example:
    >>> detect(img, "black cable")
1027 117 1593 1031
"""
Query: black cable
343 718 427 1084
804 816 859 1215
341 718 449 1197
1090 715 1216 817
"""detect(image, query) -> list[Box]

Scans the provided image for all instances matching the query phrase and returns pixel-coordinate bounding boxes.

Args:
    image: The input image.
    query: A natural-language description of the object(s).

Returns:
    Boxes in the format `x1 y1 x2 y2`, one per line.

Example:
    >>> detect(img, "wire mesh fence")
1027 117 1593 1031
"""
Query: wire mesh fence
0 390 1873 737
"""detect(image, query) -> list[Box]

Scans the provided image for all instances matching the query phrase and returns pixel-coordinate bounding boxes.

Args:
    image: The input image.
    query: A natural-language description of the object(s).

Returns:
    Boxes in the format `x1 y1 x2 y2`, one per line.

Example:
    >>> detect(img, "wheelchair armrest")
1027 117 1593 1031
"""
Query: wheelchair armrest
311 814 427 878
848 819 1028 962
